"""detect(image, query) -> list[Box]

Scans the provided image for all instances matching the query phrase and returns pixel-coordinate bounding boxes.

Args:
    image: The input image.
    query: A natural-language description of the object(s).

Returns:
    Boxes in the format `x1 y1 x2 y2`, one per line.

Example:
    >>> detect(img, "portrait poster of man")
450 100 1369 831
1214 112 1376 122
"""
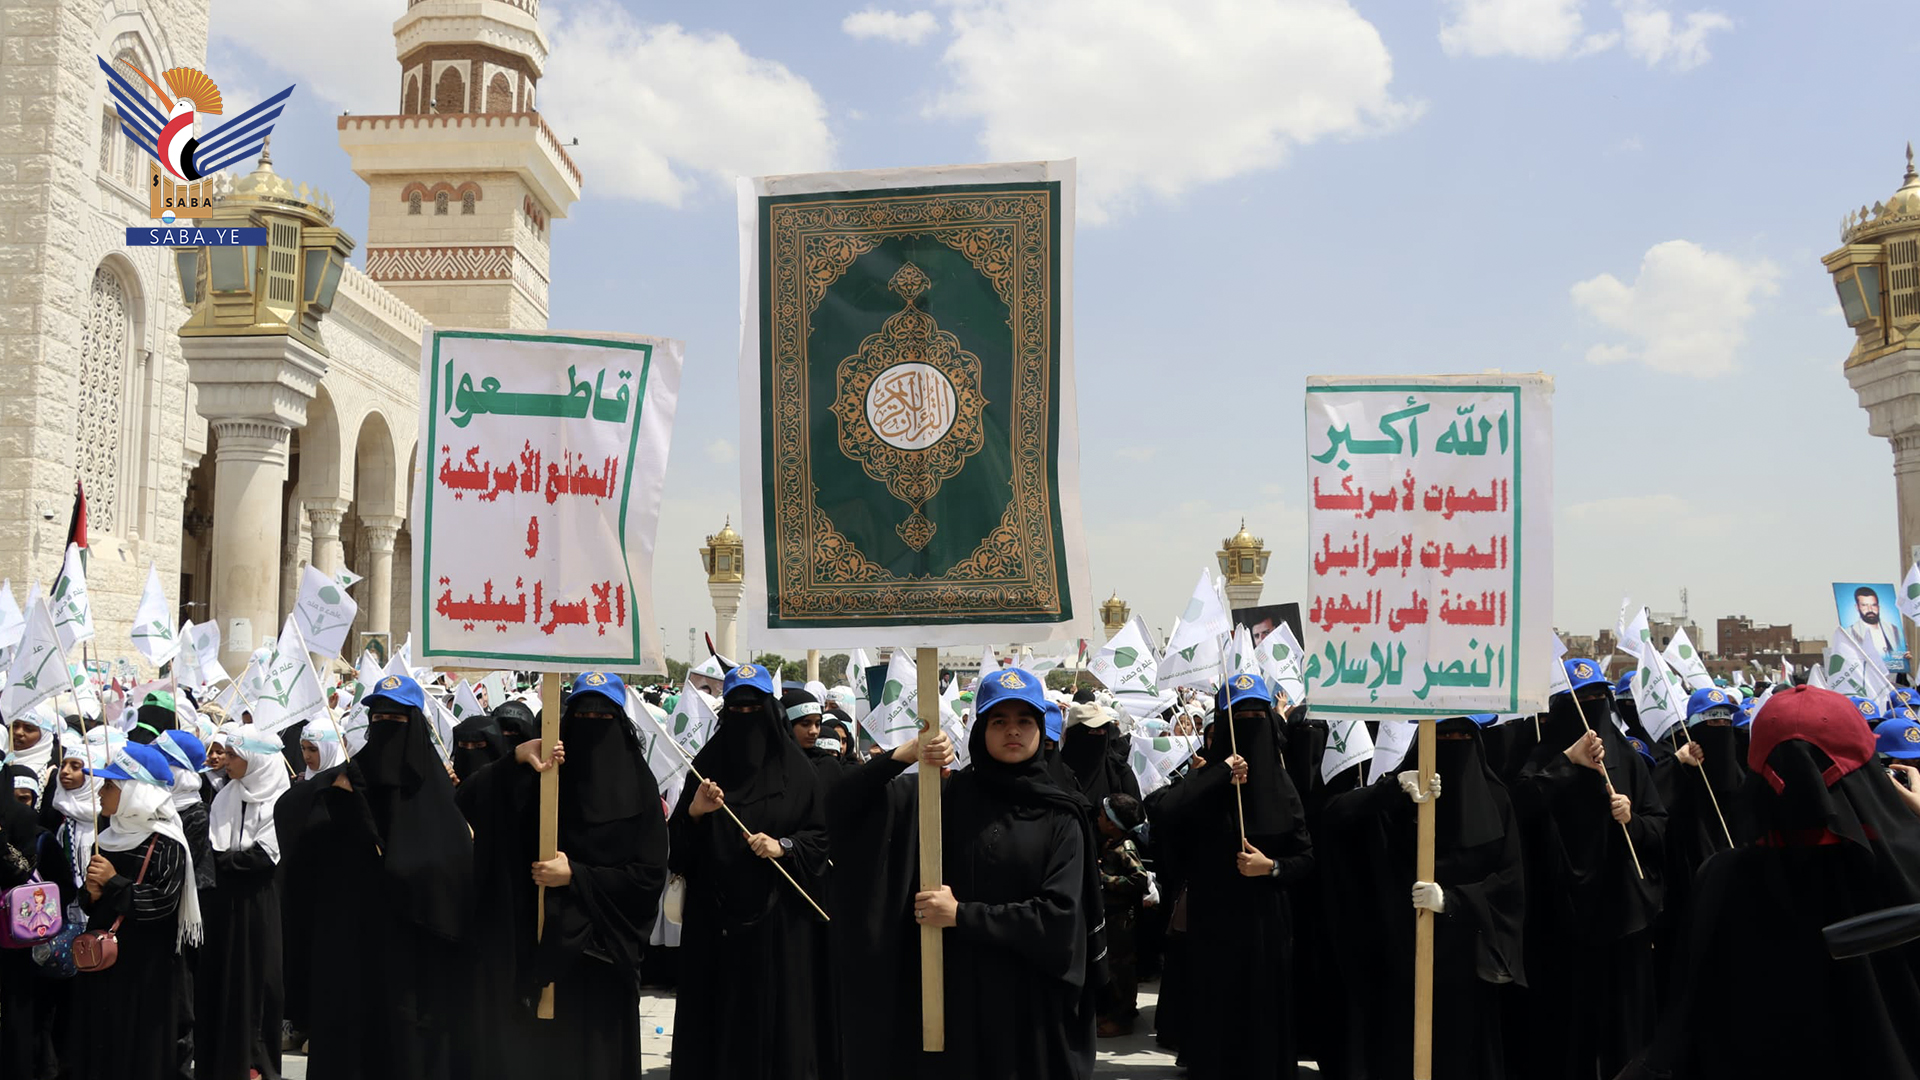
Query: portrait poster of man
1834 582 1909 673
1231 602 1303 644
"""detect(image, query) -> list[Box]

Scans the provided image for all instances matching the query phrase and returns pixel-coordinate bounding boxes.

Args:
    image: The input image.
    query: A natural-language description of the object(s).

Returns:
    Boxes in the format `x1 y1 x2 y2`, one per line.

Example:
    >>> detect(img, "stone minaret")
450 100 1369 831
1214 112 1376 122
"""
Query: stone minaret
337 0 582 329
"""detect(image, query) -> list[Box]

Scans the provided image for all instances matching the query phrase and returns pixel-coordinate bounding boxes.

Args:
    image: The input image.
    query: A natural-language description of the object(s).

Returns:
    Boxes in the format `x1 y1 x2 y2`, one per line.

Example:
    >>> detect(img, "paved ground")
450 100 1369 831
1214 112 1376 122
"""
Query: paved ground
278 981 1313 1077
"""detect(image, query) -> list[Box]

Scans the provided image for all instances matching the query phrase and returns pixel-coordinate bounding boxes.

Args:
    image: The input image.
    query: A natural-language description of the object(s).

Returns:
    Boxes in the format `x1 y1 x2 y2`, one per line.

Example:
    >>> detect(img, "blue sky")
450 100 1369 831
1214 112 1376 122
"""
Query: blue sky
207 0 1913 661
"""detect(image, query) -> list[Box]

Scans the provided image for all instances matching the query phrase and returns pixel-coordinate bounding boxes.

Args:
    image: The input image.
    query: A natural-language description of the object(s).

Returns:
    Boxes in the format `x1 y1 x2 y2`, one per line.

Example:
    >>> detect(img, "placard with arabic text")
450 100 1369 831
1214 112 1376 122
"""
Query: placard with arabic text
412 329 683 673
1304 375 1554 716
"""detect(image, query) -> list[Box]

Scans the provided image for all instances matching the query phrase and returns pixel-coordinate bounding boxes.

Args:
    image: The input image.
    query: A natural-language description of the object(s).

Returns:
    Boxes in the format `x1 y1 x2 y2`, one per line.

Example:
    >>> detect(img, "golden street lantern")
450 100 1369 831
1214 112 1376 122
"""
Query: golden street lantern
1099 591 1130 636
701 517 745 584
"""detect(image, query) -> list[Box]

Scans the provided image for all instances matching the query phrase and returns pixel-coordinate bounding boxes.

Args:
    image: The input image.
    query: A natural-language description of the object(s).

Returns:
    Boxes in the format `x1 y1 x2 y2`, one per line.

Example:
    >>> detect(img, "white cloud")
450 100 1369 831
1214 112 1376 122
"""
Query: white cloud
843 8 941 44
930 0 1418 223
1570 239 1780 377
1114 445 1158 463
209 0 398 112
1437 0 1730 69
1619 1 1732 71
541 4 835 207
704 438 738 464
1438 0 1617 60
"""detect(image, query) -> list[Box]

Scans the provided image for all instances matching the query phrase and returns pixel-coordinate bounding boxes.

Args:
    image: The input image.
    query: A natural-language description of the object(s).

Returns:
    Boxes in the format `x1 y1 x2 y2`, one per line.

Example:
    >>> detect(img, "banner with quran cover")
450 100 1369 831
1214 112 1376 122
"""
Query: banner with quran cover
737 161 1091 649
1304 373 1555 717
411 328 683 673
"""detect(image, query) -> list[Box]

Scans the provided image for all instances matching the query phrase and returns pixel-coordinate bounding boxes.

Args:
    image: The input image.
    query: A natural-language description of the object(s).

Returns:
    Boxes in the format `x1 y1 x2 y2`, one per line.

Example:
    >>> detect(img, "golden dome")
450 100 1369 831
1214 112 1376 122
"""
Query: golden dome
1842 143 1920 243
223 138 335 224
1223 519 1264 552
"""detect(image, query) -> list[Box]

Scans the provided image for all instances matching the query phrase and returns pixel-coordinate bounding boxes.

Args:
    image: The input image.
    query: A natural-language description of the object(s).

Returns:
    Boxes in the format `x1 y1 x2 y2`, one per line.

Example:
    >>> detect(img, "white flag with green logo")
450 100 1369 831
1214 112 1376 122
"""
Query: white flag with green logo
49 544 94 652
179 621 230 691
1824 627 1878 698
1321 716 1375 783
1256 622 1309 706
1368 719 1417 784
129 564 179 667
1094 616 1176 723
631 688 690 788
449 679 485 723
1618 604 1651 665
251 617 329 737
67 662 100 721
293 565 359 660
0 580 23 655
862 650 924 751
665 677 719 758
1549 631 1572 695
1158 569 1230 692
1 599 69 718
1130 731 1202 793
336 567 365 591
1631 647 1688 741
1661 626 1713 692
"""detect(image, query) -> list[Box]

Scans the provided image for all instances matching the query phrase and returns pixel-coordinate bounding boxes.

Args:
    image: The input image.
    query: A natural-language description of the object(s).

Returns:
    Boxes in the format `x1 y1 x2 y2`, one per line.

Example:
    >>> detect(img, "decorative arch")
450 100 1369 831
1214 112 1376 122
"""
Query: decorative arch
434 65 466 114
299 382 348 504
404 73 420 115
351 410 403 520
79 256 150 536
400 182 431 203
486 72 512 114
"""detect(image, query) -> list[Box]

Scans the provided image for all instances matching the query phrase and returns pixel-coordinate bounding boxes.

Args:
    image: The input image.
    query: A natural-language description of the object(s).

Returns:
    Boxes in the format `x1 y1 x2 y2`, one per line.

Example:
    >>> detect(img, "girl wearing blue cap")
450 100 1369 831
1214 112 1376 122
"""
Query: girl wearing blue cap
67 742 201 1080
826 665 1104 1080
459 671 669 1079
669 663 830 1079
274 674 473 1080
1150 673 1313 1080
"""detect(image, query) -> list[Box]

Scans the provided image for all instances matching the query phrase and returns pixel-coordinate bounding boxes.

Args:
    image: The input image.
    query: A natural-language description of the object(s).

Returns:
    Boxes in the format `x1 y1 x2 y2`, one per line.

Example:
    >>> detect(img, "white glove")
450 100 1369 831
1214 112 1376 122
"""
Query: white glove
1397 770 1442 803
1411 880 1445 914
1142 871 1160 908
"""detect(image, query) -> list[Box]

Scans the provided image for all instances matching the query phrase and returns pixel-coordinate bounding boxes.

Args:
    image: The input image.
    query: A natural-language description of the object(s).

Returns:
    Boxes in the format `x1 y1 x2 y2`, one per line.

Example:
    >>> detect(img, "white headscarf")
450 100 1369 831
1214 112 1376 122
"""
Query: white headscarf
50 731 103 866
208 725 289 861
97 774 203 950
3 700 60 779
298 720 346 779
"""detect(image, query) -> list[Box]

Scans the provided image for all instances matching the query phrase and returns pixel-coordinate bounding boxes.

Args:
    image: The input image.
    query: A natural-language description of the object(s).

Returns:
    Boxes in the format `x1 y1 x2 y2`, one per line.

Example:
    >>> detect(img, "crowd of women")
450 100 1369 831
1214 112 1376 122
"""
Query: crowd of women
5 653 1920 1080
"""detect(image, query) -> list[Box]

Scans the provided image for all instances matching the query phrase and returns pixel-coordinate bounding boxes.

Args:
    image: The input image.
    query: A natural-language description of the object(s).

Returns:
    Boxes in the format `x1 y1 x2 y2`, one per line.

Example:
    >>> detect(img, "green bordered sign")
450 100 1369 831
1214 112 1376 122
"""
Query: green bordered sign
737 162 1091 650
1302 374 1554 717
413 327 683 673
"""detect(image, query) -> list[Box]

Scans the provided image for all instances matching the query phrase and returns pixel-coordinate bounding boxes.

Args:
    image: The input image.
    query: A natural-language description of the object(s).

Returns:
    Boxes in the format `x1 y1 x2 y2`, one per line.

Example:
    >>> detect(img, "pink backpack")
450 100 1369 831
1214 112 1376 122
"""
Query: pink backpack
3 838 64 949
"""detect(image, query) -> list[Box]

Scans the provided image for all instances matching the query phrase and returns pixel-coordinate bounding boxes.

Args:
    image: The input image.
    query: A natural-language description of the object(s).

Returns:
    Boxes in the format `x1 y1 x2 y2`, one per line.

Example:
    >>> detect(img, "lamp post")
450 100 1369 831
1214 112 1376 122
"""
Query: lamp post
174 149 356 674
1217 519 1271 611
1099 591 1130 641
701 517 746 661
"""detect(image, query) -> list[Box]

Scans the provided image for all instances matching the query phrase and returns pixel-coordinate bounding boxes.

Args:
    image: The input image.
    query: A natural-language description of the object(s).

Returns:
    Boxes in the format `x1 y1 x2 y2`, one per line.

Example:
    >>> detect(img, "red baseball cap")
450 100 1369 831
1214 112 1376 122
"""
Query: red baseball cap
1747 685 1877 794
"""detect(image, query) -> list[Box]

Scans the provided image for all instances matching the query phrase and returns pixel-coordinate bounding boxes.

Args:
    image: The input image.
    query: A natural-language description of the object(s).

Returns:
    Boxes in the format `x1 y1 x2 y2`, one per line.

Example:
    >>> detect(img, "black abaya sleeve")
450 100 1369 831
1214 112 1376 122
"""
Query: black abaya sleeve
954 815 1088 986
536 810 669 988
1149 757 1231 826
1436 795 1528 987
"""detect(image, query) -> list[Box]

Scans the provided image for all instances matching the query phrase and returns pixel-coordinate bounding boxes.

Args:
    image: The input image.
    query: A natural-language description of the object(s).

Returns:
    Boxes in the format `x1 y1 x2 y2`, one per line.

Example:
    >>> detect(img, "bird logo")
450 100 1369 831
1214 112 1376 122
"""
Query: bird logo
98 56 293 191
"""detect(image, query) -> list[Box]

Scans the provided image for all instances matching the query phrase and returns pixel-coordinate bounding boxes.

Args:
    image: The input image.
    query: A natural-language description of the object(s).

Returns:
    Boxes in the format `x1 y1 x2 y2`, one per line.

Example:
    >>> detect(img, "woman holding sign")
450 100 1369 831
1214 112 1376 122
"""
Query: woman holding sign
827 666 1104 1080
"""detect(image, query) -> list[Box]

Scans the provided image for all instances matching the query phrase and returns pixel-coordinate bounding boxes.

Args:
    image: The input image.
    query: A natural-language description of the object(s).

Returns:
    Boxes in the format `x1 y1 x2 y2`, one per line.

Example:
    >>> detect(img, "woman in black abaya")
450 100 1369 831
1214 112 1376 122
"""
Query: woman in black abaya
274 674 472 1080
450 714 509 784
198 725 291 1080
1150 673 1312 1080
458 671 668 1079
67 741 201 1080
1059 701 1140 806
828 666 1104 1080
669 663 830 1079
1510 660 1666 1080
1320 714 1526 1079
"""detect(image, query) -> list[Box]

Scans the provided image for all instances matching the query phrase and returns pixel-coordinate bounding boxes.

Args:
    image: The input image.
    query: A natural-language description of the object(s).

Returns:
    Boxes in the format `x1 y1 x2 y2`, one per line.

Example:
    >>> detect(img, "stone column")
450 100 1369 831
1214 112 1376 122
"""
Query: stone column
363 515 403 637
806 649 820 683
207 419 293 673
306 498 351 578
709 579 744 661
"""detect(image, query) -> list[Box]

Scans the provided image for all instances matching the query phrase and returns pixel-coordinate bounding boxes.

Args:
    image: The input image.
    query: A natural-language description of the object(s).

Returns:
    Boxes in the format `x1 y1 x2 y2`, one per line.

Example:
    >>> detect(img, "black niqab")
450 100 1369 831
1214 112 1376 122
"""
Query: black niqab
451 715 507 782
345 707 472 940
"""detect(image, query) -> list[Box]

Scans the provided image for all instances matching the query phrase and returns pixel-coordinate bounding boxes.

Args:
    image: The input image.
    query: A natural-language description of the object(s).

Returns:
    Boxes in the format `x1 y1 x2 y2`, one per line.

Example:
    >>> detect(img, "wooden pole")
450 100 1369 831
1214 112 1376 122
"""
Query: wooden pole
914 647 944 1053
535 672 560 1020
1412 716 1437 1080
806 649 820 683
1566 691 1645 879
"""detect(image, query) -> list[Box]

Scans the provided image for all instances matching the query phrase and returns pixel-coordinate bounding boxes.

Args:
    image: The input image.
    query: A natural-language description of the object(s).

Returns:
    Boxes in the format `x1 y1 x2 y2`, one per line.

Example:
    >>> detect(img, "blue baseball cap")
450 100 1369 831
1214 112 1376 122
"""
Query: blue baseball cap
1686 686 1739 727
1625 735 1655 767
1891 688 1920 711
1847 696 1884 725
1614 671 1637 699
722 662 775 698
1736 699 1756 728
1215 672 1273 713
363 673 426 712
568 671 627 710
1043 700 1063 743
1563 659 1610 693
156 730 207 773
1875 716 1920 760
1466 713 1500 727
92 742 175 786
975 667 1048 724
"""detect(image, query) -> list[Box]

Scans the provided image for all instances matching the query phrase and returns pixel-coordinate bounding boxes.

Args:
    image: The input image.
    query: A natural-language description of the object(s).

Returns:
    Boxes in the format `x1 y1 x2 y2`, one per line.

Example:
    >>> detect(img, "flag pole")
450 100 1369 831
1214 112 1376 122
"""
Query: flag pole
1565 690 1645 879
914 646 945 1053
639 702 830 920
